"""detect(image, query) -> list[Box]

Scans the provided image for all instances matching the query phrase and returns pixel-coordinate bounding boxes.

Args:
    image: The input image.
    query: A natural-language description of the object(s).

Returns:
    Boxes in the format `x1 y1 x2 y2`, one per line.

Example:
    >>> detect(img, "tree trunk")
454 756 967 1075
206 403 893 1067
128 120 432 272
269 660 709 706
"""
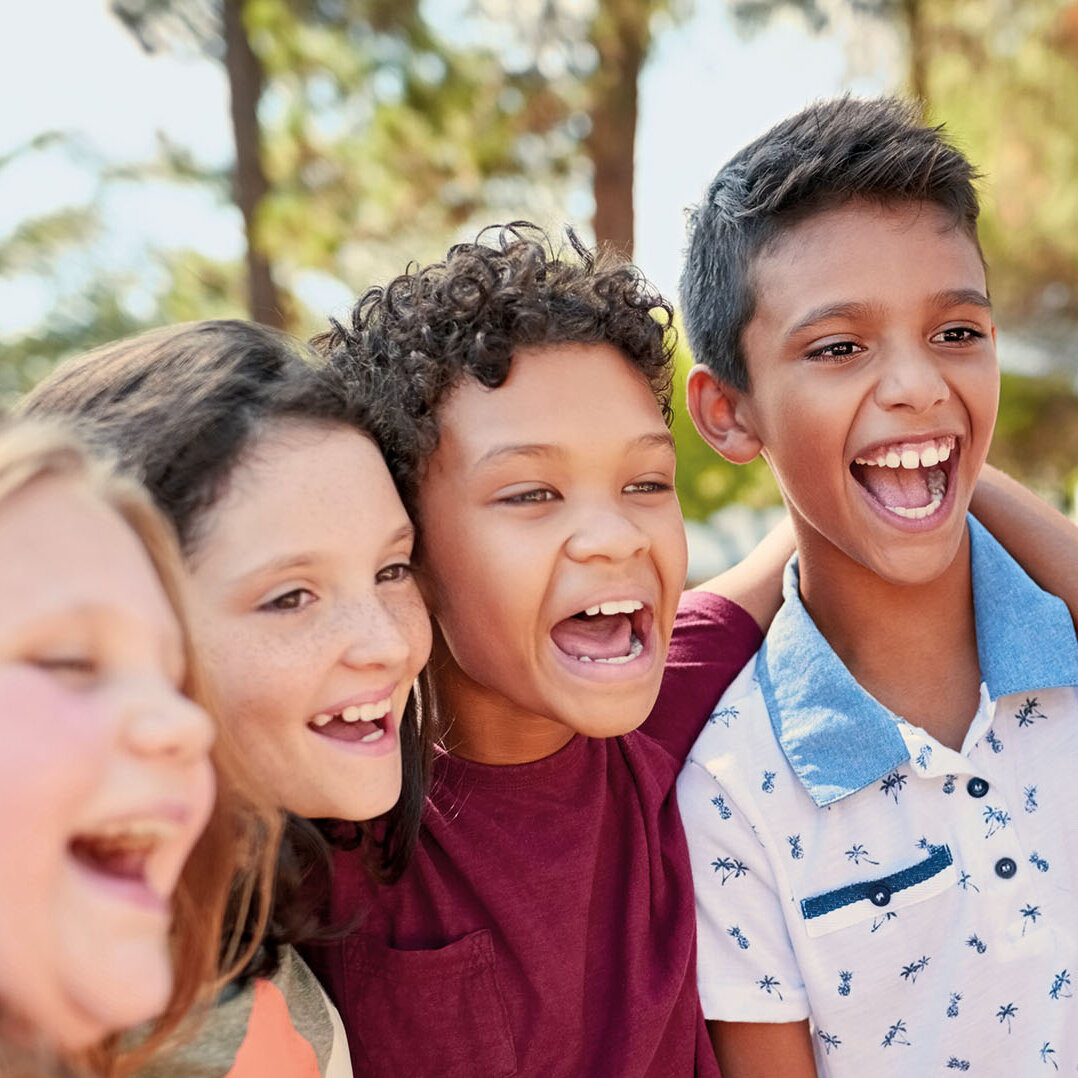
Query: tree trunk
223 0 285 328
586 0 651 258
903 0 929 111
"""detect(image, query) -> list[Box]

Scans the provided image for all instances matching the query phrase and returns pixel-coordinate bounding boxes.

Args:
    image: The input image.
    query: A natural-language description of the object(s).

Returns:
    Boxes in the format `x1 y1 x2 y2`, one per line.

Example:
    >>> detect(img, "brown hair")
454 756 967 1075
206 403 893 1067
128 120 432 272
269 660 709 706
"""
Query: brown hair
0 419 278 1077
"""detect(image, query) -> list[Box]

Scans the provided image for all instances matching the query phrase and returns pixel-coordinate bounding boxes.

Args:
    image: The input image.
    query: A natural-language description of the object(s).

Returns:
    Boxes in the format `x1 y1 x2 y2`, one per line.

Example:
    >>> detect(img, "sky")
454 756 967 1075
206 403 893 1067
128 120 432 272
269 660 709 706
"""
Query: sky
0 0 895 336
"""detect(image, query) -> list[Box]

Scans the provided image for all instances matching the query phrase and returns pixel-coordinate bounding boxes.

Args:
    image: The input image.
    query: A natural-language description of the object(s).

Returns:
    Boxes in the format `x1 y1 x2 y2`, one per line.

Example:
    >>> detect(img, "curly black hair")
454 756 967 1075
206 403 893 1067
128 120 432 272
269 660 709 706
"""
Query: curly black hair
314 222 678 513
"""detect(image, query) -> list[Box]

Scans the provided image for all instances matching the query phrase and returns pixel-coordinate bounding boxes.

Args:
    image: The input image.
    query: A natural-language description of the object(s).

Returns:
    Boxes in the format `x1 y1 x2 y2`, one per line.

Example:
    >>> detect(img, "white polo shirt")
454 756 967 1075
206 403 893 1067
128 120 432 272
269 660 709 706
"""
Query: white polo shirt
677 518 1078 1076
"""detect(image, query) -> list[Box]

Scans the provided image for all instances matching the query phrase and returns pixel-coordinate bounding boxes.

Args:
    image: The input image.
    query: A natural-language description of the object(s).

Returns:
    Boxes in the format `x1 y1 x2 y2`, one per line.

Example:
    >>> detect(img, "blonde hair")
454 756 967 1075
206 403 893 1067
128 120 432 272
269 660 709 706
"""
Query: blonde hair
0 420 280 1077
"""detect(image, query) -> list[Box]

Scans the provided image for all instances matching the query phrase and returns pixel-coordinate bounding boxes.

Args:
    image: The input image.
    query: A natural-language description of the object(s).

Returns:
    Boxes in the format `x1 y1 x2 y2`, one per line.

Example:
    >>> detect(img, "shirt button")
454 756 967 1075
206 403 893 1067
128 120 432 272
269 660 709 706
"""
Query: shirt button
994 857 1018 879
967 777 990 798
868 883 892 907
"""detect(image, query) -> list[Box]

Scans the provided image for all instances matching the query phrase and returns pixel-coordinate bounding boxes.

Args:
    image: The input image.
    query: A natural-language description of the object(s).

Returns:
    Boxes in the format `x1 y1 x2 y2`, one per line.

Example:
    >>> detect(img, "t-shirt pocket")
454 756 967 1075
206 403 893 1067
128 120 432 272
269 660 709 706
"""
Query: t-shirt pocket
798 844 958 938
341 928 517 1077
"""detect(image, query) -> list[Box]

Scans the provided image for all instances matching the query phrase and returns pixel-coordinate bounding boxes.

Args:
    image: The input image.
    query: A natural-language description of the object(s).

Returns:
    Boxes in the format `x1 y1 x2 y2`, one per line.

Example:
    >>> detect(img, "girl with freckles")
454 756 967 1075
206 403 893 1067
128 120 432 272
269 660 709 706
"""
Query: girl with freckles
0 421 275 1077
21 321 434 1078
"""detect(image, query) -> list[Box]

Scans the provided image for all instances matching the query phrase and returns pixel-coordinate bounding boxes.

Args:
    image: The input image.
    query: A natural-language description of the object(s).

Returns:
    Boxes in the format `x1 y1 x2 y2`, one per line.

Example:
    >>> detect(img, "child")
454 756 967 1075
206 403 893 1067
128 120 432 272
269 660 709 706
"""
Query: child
21 321 433 1077
306 225 793 1077
0 421 273 1073
676 97 1078 1076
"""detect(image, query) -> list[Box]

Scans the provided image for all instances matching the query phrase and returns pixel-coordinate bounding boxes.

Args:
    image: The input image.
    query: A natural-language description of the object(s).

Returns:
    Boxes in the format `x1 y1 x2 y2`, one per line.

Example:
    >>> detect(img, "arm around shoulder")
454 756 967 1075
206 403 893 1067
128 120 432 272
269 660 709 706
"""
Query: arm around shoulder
693 515 795 635
708 1019 818 1078
971 464 1078 626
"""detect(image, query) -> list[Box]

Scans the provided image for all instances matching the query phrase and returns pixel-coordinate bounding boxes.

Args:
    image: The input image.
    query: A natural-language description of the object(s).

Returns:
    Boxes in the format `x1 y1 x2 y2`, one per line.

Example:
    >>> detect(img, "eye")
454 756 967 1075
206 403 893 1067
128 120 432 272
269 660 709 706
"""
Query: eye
805 340 864 362
624 479 672 495
260 588 316 612
932 326 985 344
32 655 97 686
499 488 558 505
376 562 413 584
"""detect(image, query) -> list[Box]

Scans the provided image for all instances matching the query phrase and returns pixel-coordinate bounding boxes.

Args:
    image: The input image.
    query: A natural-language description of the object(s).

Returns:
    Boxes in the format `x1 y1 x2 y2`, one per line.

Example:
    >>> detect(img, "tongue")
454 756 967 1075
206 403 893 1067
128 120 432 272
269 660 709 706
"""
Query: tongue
312 716 383 742
856 465 936 510
71 837 148 881
551 613 632 660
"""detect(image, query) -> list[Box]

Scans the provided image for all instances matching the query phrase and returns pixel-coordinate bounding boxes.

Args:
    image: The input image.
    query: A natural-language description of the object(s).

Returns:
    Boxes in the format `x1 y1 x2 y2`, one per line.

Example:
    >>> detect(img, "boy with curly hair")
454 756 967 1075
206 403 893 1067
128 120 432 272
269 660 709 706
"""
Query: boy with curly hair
304 224 784 1077
676 97 1078 1076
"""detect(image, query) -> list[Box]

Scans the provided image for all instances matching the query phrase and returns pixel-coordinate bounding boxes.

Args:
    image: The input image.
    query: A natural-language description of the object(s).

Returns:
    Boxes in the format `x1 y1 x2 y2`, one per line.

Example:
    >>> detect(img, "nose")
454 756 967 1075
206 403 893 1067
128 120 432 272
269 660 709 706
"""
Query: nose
123 679 216 764
339 596 413 673
874 342 950 414
564 503 651 564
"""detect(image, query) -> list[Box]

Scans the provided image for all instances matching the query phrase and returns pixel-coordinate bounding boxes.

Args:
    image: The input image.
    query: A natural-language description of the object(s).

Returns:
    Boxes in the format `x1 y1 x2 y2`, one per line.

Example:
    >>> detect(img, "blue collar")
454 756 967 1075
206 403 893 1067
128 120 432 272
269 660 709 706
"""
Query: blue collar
757 516 1078 807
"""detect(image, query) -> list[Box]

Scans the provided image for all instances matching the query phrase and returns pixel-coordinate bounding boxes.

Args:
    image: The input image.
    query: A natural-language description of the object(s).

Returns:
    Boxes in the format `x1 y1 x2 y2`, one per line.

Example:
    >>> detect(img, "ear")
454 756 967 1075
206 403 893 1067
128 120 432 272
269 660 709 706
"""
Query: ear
686 364 763 465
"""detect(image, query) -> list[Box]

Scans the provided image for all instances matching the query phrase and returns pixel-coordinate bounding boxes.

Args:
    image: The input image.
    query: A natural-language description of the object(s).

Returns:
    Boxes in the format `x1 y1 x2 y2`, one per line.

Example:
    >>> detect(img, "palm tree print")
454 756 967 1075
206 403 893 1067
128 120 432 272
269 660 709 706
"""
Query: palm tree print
710 795 732 820
996 1002 1018 1032
957 871 979 893
966 934 987 954
900 955 931 983
946 992 961 1018
1029 851 1049 873
845 843 879 866
1024 785 1039 813
880 770 907 802
871 911 899 933
817 1030 841 1055
1040 1042 1058 1070
915 744 932 770
1015 696 1046 727
711 856 749 885
881 1019 910 1047
984 729 1003 753
761 770 776 794
1020 904 1041 934
787 834 803 859
946 1060 970 1071
711 705 740 728
942 773 957 794
1049 969 1071 1000
727 925 750 950
756 975 783 1000
837 970 852 997
982 805 1011 838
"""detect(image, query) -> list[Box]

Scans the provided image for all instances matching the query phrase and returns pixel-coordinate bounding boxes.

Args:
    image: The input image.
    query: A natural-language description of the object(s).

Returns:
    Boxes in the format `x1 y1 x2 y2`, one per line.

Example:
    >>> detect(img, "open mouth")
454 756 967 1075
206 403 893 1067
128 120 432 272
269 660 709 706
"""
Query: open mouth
550 599 651 665
850 435 958 522
309 697 391 743
68 819 176 908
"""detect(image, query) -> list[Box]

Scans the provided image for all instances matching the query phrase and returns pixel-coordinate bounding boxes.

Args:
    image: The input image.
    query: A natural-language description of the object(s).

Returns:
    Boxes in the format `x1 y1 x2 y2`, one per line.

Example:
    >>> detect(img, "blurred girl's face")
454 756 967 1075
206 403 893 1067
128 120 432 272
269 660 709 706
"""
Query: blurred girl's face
0 478 216 1051
185 421 431 820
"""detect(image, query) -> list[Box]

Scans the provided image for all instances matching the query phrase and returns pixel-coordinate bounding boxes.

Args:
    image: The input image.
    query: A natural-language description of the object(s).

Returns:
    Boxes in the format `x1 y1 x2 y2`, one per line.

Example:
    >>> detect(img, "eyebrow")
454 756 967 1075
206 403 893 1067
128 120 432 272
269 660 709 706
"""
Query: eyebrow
786 288 992 340
234 523 416 583
929 288 992 311
475 430 676 469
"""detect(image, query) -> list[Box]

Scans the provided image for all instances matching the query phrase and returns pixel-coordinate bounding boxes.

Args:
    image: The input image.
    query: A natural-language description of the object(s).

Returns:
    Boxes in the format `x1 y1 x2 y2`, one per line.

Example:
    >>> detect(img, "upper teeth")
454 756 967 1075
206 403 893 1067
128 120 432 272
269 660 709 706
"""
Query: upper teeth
81 818 177 841
582 599 644 617
312 696 392 726
854 436 955 470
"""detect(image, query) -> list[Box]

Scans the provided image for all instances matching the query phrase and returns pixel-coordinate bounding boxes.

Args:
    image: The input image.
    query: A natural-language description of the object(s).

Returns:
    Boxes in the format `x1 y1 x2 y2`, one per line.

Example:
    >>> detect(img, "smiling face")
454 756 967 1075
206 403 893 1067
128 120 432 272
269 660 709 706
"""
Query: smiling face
416 342 687 762
0 477 215 1051
691 200 999 589
185 421 431 820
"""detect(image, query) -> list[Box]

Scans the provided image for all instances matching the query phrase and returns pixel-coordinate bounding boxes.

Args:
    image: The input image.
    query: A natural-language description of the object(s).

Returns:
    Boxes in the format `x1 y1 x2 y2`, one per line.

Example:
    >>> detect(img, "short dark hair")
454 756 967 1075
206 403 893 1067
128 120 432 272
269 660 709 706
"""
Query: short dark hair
19 318 431 977
680 95 982 390
315 222 677 514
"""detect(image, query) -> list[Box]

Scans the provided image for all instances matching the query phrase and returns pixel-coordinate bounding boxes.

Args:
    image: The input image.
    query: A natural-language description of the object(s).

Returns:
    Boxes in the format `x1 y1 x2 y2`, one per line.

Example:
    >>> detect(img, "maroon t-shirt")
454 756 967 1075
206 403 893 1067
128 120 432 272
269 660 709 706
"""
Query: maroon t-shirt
304 592 760 1077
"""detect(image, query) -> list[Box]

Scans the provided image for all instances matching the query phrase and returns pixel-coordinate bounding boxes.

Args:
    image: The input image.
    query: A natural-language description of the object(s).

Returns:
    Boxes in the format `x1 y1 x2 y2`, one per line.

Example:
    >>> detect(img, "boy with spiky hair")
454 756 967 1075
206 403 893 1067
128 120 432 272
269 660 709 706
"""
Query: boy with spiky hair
676 96 1078 1076
305 223 785 1077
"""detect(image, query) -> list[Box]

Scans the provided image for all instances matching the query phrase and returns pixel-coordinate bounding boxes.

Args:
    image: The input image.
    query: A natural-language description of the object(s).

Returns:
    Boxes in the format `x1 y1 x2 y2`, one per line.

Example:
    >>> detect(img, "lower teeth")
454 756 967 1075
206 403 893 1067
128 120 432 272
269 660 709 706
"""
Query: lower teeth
576 634 643 665
360 728 385 743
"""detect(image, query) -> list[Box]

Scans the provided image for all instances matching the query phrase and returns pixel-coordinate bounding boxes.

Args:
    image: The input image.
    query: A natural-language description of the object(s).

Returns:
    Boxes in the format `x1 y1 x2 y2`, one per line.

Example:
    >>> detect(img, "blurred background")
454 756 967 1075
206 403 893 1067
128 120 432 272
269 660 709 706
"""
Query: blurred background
3 0 1077 578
